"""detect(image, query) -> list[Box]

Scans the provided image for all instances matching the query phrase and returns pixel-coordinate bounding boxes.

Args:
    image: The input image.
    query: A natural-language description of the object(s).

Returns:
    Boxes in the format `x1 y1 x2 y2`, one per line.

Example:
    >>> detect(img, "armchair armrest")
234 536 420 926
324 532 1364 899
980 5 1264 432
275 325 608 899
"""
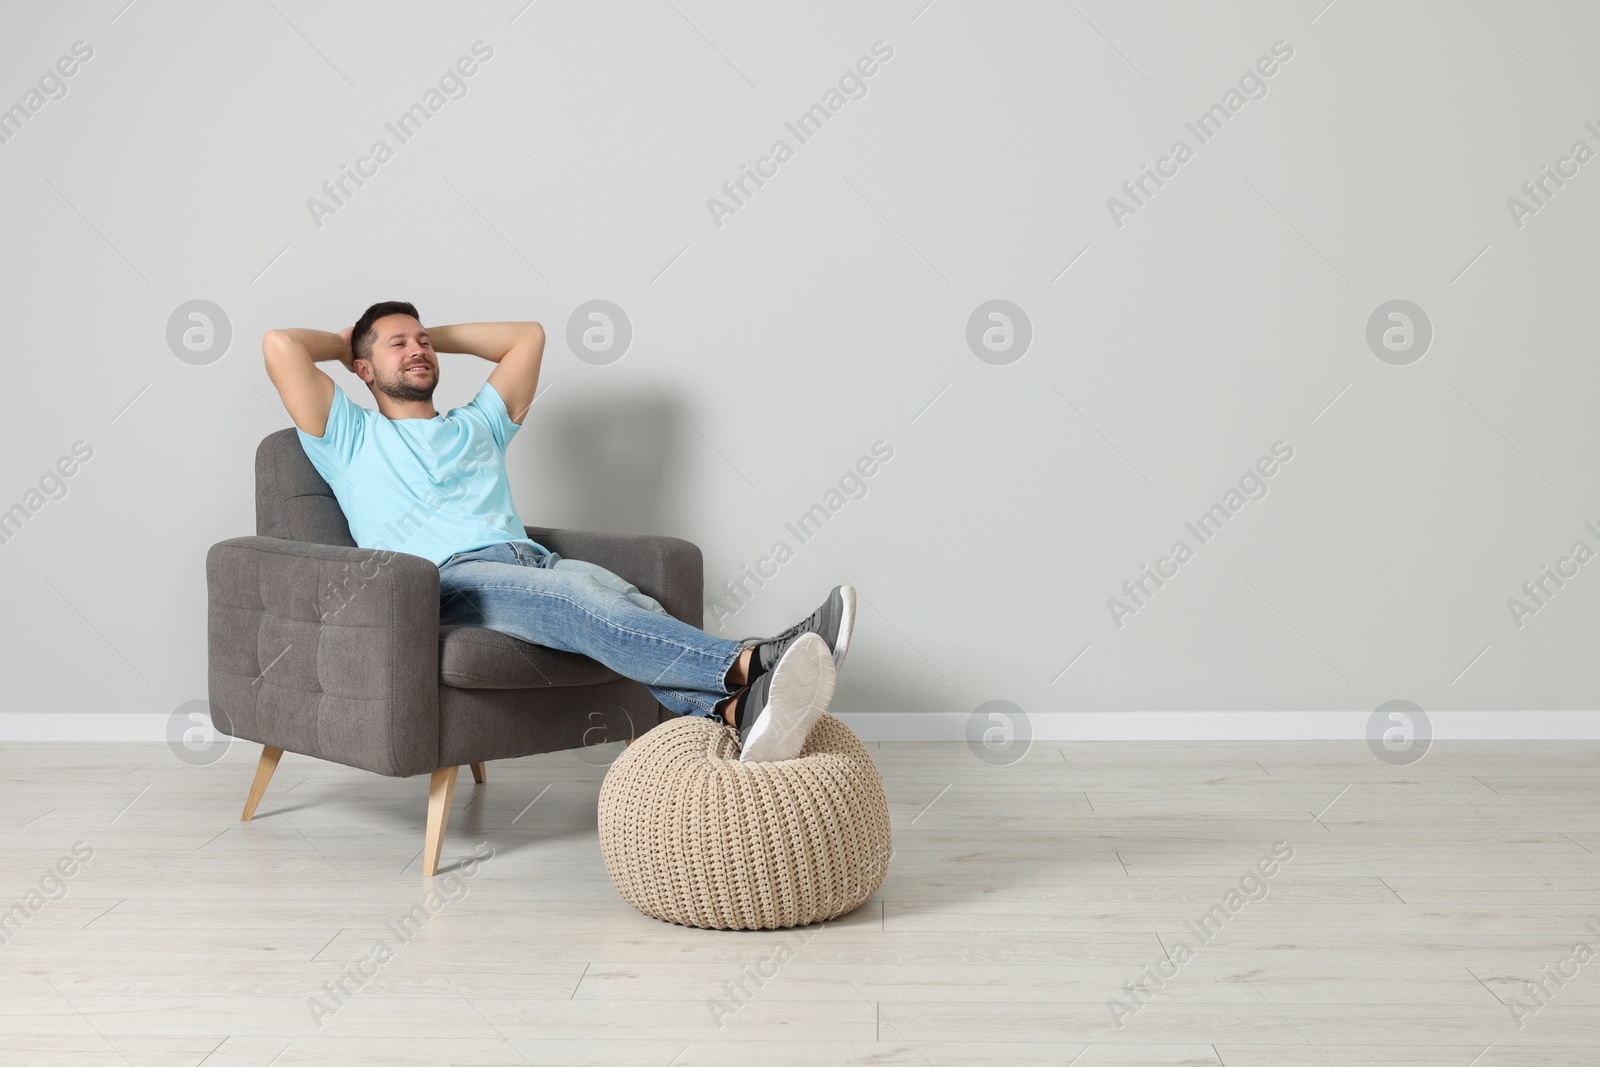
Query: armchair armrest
524 526 703 628
206 536 441 778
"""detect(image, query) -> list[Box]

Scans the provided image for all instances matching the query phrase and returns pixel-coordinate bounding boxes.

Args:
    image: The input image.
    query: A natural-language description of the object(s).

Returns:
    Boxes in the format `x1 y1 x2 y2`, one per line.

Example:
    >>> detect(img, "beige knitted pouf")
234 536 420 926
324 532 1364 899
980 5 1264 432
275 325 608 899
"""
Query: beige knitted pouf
597 712 892 930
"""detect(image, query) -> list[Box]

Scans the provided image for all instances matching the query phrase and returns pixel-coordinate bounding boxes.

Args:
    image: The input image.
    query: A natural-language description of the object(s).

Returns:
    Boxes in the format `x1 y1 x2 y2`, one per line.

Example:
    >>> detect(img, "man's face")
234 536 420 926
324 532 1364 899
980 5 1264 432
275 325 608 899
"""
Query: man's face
357 314 437 402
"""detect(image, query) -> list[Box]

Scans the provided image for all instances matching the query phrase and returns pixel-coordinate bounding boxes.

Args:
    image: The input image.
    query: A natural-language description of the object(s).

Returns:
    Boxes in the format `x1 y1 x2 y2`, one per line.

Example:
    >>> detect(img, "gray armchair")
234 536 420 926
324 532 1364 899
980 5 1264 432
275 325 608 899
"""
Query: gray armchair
206 428 702 875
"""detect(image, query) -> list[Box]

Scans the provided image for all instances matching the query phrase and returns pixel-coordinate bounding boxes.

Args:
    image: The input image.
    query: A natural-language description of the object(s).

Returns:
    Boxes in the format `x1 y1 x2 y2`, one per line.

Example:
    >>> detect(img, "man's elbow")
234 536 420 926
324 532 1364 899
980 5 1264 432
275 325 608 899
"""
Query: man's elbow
261 330 310 369
261 329 289 359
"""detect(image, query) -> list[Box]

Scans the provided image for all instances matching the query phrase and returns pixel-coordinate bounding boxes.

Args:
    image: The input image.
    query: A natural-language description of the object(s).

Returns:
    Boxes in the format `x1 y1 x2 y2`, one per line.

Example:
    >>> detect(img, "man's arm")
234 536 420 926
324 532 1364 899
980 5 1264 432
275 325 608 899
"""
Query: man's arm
262 327 353 438
428 321 544 425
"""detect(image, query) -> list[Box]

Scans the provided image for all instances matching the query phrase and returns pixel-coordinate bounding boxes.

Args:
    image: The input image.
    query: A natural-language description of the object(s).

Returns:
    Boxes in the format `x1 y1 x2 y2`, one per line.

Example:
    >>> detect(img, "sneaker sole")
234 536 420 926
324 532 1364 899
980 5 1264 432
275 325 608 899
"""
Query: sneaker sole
739 633 836 762
833 584 857 670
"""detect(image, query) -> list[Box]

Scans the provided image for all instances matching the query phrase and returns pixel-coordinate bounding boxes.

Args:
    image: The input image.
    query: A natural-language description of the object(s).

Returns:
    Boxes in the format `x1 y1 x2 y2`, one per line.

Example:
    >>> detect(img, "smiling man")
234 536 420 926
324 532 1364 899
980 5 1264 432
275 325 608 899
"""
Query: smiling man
261 301 854 761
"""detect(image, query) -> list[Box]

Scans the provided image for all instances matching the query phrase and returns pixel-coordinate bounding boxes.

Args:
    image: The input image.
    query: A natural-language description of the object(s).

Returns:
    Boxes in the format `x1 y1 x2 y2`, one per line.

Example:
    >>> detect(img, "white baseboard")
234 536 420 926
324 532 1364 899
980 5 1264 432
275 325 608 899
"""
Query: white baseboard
5 711 1600 742
0 713 177 741
833 710 1600 741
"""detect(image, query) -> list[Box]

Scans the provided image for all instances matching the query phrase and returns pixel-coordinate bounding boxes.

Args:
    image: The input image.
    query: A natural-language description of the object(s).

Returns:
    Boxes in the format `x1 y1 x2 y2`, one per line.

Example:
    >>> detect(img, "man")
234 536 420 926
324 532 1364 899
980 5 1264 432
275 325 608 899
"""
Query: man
261 301 854 761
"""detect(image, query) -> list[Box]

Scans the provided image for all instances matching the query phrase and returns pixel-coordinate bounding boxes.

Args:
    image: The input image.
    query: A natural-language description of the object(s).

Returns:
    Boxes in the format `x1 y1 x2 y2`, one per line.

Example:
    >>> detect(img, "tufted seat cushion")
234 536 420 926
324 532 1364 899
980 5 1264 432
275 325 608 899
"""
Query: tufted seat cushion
597 713 892 930
438 625 621 689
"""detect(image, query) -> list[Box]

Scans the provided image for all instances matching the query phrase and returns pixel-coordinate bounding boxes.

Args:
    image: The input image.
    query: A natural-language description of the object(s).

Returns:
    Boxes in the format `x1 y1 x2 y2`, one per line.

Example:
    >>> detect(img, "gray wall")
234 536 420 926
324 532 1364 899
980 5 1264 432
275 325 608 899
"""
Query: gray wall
2 1 1596 737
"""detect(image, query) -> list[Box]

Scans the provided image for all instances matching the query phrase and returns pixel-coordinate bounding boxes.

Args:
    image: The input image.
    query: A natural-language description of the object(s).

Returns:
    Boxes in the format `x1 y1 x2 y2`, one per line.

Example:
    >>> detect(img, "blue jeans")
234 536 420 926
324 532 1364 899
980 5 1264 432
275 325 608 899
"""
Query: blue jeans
437 540 743 718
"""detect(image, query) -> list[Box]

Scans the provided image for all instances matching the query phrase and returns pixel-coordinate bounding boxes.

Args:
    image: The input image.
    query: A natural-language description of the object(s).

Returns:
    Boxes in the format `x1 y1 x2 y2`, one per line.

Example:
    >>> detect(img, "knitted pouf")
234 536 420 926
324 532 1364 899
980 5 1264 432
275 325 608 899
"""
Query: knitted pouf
597 712 892 931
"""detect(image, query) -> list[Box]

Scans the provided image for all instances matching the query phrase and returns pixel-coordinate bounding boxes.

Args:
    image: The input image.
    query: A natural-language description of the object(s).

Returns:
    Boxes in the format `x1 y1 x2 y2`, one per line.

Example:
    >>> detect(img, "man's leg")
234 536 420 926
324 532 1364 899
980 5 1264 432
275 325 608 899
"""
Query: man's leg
438 544 838 759
553 557 854 692
440 551 746 711
544 558 763 721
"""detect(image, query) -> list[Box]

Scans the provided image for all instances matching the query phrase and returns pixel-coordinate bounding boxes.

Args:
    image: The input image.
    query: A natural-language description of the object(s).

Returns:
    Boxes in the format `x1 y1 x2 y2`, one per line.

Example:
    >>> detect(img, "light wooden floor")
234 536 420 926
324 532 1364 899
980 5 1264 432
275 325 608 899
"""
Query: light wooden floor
2 735 1598 1066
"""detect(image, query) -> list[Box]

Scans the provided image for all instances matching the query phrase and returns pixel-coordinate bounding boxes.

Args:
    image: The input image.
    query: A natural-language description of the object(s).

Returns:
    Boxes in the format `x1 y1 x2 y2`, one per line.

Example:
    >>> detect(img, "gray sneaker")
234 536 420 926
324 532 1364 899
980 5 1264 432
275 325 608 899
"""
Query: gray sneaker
738 632 836 762
744 584 856 673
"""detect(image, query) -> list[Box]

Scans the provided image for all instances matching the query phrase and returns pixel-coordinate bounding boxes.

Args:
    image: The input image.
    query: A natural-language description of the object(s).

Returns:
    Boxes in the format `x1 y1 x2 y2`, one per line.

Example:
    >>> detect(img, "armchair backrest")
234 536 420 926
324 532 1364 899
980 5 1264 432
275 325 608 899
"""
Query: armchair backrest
255 428 356 546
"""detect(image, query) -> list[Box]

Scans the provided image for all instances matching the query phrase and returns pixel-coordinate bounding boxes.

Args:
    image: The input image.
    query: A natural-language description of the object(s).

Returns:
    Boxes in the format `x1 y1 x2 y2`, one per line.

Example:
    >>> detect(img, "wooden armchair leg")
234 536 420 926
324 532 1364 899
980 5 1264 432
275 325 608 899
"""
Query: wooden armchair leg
241 746 284 822
470 762 486 784
423 766 460 877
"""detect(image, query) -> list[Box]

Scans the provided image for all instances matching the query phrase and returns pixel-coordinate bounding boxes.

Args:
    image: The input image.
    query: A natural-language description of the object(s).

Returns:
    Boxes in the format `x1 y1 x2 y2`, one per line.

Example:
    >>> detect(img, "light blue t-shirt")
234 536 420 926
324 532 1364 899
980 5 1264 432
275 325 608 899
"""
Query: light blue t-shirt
297 381 544 567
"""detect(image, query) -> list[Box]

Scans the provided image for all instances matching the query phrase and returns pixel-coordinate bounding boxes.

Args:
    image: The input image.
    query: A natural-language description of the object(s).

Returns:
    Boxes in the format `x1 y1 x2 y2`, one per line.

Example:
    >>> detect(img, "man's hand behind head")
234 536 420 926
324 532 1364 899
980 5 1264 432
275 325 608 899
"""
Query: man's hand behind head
337 327 355 373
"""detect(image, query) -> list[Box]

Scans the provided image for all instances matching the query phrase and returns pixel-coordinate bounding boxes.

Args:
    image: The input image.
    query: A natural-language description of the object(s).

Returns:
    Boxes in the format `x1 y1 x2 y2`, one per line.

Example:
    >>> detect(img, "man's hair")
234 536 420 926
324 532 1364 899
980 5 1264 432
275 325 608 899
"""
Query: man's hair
351 300 421 364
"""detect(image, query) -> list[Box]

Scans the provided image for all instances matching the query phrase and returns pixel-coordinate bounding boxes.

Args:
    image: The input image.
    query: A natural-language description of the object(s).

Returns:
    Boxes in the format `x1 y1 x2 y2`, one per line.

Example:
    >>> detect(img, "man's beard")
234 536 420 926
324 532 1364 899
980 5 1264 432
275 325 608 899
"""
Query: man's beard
376 366 436 403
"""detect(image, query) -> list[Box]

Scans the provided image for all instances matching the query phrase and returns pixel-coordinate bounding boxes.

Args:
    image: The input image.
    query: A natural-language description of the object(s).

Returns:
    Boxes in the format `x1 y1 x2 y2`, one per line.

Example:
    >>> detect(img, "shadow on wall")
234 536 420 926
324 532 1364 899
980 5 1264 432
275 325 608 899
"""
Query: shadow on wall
519 389 682 537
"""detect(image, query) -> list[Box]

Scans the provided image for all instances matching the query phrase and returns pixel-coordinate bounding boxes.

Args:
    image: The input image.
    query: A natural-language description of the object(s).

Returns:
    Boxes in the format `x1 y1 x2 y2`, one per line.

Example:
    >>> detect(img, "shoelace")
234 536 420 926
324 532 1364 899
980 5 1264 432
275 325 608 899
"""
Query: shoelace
740 601 829 664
